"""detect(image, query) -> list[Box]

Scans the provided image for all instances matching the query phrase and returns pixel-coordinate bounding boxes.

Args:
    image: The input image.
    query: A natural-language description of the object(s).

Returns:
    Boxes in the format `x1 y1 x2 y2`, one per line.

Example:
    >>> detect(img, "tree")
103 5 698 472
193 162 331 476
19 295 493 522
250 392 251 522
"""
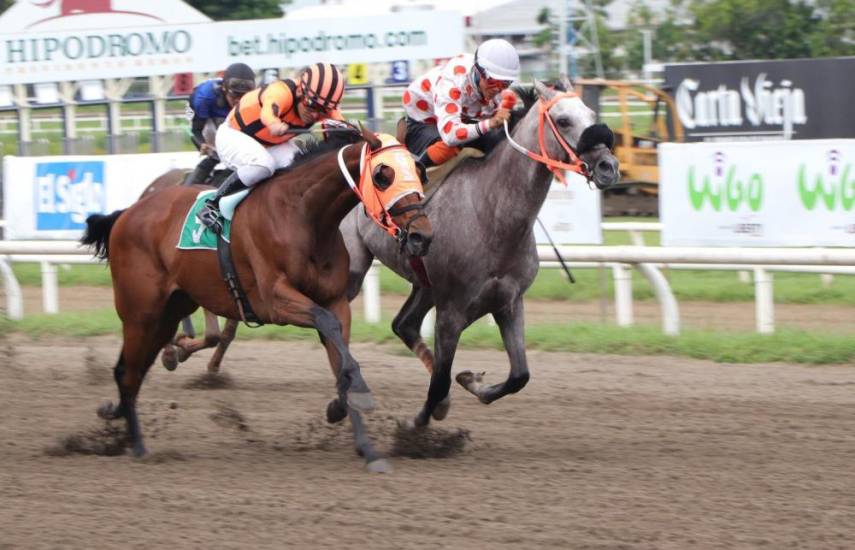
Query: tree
185 0 283 21
0 0 13 15
620 0 854 73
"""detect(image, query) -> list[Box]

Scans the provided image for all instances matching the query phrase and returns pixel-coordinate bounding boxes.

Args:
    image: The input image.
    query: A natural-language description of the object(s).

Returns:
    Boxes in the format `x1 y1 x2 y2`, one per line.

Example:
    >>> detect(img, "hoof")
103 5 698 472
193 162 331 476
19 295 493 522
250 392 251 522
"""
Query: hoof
97 401 122 420
161 346 178 371
131 442 147 458
176 347 191 364
432 395 451 421
346 391 376 414
366 458 393 474
326 398 348 424
455 369 483 389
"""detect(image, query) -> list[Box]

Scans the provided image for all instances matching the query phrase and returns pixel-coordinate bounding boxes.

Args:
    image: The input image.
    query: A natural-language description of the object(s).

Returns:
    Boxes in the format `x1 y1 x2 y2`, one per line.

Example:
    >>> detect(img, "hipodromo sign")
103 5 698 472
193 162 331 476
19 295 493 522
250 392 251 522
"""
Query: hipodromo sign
0 11 464 85
659 140 855 247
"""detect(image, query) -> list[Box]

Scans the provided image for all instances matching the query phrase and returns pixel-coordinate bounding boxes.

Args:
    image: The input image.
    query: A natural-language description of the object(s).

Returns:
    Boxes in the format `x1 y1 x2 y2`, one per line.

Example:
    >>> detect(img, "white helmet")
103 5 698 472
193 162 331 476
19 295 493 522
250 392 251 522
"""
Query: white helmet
475 39 520 81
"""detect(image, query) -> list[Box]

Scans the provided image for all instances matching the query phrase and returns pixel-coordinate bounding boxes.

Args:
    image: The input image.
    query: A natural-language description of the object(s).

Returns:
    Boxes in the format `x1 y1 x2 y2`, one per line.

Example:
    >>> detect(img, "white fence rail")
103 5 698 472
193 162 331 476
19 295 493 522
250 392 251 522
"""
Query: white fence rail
2 226 853 335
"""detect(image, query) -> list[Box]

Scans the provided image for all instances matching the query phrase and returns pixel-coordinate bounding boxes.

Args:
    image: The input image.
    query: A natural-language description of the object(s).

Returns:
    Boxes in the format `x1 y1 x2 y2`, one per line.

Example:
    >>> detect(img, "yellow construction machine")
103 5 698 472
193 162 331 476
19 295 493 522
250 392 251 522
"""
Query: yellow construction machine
574 79 684 216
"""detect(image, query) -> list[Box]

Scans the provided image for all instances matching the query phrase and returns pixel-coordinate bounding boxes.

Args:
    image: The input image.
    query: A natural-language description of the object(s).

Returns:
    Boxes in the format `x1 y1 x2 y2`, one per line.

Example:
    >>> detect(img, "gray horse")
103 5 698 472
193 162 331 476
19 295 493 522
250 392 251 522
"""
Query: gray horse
341 79 620 427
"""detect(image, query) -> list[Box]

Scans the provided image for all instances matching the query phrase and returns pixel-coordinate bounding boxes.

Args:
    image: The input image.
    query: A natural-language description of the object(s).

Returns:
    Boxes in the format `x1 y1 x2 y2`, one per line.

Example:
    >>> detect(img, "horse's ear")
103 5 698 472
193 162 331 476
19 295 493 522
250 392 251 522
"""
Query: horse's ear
358 121 382 151
534 79 555 100
559 74 574 92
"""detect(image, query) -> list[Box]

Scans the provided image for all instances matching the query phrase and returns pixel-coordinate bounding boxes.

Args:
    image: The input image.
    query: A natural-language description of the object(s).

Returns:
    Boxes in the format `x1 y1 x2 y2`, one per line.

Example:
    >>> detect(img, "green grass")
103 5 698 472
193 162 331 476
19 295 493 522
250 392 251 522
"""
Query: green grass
2 308 853 364
13 240 855 307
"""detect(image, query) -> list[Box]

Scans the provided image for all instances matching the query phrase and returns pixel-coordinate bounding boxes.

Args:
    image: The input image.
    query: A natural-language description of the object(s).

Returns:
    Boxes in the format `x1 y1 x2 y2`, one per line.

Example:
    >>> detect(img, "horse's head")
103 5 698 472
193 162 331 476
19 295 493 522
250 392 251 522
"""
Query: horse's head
351 126 433 257
531 77 620 190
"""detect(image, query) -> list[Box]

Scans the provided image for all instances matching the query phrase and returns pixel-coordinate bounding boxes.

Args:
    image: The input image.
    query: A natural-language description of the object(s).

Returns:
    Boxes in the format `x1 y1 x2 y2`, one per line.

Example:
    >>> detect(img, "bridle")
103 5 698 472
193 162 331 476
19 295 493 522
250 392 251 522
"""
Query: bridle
337 140 432 287
503 91 592 184
336 141 426 246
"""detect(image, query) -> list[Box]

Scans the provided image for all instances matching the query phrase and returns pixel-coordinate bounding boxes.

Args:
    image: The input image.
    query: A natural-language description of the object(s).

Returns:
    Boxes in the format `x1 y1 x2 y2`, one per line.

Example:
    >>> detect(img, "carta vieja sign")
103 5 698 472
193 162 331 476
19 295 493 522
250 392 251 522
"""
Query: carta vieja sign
664 57 855 142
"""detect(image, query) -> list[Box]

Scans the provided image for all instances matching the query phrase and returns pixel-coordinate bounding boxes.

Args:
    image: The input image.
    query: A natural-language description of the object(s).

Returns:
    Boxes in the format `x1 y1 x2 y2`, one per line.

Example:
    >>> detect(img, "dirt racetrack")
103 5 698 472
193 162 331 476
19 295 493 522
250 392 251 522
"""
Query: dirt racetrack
2 335 855 549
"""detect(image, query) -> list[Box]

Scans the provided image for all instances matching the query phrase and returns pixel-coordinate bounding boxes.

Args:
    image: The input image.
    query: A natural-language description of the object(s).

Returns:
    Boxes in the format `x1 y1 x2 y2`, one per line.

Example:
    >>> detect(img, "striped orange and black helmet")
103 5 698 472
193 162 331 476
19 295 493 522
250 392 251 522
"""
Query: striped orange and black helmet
300 63 345 110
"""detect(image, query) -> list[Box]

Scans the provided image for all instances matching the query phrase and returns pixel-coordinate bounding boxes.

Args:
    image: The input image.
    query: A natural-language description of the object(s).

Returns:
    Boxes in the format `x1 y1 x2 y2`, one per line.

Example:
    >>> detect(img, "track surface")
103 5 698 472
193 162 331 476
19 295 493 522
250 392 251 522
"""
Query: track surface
2 336 854 549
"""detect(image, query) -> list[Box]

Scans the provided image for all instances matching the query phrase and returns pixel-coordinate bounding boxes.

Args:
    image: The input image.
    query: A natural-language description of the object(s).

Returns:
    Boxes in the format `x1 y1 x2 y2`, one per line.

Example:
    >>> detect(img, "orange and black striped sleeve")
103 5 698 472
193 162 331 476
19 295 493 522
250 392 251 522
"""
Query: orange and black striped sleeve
259 81 296 128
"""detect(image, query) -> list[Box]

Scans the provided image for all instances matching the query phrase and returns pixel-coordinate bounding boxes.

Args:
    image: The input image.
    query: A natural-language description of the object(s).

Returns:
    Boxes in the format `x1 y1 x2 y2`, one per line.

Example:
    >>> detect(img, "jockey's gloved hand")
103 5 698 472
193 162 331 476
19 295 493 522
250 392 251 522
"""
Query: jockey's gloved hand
269 121 290 136
489 108 512 130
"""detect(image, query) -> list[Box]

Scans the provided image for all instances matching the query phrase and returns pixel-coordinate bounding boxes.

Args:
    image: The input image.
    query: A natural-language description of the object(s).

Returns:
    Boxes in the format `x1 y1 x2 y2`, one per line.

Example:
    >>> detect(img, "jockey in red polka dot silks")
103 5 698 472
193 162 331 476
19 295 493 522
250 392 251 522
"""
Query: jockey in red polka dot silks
401 39 520 168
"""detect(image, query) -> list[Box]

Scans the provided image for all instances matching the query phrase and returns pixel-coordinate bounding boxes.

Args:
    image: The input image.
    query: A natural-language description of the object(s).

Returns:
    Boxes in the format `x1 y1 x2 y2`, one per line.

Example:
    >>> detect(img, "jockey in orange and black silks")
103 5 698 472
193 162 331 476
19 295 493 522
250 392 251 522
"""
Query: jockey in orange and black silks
401 38 520 168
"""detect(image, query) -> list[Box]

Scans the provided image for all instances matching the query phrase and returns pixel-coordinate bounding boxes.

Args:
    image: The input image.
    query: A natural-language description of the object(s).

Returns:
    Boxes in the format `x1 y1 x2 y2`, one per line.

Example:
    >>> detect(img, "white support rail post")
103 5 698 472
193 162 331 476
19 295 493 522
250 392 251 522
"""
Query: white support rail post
40 261 59 314
754 267 774 334
420 308 435 339
627 228 680 335
0 257 23 320
612 264 634 327
363 265 381 323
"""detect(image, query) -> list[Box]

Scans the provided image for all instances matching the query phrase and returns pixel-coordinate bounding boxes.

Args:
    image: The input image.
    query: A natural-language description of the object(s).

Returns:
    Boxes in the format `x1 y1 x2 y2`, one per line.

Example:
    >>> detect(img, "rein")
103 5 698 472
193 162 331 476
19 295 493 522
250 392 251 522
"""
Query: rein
503 91 591 184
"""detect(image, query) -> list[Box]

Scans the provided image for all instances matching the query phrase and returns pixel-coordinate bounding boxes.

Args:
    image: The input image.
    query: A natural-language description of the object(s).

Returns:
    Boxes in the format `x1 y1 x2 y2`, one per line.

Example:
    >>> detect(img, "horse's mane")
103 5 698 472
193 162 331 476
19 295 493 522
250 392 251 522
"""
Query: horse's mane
507 79 569 133
280 130 363 173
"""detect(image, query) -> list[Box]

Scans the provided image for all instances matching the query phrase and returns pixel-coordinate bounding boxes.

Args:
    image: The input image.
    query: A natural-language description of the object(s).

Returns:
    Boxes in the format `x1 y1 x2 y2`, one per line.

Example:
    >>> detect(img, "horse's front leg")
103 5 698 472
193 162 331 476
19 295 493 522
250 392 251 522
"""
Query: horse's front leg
456 295 530 404
413 309 464 428
269 281 387 473
391 285 450 420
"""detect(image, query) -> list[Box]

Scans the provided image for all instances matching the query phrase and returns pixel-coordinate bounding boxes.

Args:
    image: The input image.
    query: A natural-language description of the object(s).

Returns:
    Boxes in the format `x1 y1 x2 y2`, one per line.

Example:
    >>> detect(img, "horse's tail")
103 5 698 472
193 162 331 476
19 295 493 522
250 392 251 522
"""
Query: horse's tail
80 210 125 261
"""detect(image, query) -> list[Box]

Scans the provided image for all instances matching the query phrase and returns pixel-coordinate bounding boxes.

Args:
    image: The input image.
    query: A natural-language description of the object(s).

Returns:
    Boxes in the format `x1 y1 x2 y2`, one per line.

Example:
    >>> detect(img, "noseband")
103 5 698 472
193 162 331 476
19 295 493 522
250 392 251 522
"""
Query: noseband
504 91 605 184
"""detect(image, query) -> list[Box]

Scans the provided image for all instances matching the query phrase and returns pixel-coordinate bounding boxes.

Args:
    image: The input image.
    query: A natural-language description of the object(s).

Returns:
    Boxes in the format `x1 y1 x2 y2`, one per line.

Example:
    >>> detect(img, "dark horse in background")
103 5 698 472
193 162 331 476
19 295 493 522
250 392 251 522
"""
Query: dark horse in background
81 128 433 472
342 79 620 426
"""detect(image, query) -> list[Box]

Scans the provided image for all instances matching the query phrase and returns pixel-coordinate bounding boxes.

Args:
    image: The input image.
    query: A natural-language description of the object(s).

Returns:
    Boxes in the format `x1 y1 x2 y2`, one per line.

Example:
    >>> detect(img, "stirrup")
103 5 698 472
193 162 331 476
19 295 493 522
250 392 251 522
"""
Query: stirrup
198 202 223 234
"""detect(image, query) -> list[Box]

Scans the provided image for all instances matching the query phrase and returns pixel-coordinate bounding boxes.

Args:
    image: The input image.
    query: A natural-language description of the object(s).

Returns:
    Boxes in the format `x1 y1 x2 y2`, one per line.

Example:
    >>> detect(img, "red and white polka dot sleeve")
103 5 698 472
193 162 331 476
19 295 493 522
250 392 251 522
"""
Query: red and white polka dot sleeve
434 76 489 147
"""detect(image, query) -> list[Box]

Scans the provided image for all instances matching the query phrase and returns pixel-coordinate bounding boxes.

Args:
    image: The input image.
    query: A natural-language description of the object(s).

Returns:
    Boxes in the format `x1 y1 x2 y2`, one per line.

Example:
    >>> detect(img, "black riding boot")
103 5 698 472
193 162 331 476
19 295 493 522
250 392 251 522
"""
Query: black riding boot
197 172 249 233
184 155 219 186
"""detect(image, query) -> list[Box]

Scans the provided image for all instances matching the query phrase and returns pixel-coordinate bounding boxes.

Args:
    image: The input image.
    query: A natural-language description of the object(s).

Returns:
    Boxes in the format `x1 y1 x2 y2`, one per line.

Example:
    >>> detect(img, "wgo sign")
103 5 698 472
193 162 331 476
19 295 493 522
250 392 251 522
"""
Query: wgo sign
659 140 855 247
34 161 106 230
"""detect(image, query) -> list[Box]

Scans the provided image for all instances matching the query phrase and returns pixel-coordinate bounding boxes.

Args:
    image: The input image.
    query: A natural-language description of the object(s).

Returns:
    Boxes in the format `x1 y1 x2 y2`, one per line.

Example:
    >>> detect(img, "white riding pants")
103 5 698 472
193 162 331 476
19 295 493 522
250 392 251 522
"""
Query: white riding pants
215 124 300 186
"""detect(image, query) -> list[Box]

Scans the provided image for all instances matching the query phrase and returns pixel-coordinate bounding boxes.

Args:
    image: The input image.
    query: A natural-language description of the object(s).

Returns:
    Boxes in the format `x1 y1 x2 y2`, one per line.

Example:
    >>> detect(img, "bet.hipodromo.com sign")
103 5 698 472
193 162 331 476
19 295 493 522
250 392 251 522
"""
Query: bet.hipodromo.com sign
0 4 463 85
659 140 855 247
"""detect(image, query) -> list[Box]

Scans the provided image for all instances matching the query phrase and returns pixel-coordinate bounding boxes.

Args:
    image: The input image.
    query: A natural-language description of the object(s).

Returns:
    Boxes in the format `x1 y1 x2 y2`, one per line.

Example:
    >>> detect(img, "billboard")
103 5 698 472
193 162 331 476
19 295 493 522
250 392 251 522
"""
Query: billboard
535 174 603 245
659 140 855 247
0 8 464 85
664 57 855 142
3 151 198 239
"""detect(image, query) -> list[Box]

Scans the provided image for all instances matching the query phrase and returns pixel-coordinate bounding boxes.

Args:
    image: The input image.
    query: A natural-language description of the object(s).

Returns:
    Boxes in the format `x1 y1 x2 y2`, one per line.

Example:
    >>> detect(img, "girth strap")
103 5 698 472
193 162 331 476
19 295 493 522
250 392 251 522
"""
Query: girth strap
216 233 263 327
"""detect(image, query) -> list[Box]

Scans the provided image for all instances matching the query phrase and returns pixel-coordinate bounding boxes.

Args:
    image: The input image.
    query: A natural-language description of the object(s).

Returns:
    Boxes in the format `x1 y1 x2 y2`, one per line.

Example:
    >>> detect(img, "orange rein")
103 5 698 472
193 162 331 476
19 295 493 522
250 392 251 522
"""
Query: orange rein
503 90 590 184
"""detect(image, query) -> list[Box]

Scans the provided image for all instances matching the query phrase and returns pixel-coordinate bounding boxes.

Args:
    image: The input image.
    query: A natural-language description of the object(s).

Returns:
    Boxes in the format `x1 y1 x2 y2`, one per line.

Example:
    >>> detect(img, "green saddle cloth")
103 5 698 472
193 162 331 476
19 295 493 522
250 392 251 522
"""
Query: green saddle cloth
177 190 232 250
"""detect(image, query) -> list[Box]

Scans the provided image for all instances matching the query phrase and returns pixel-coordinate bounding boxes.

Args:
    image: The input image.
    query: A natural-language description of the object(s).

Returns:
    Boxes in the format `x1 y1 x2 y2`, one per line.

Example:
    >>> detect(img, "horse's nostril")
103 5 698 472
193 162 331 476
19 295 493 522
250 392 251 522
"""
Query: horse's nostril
596 159 615 175
409 233 424 245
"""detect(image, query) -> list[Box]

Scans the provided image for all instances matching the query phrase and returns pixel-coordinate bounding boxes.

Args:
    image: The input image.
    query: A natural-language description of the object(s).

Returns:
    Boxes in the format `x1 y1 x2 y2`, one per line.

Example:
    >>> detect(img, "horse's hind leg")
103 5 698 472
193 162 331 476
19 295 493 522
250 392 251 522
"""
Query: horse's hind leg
456 295 530 404
100 318 182 457
206 318 238 373
172 309 224 363
391 286 450 420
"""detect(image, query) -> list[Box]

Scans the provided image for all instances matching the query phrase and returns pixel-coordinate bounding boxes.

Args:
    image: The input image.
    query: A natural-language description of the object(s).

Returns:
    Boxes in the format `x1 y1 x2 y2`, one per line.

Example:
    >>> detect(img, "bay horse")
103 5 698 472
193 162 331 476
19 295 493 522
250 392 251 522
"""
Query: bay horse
81 127 433 472
341 79 619 427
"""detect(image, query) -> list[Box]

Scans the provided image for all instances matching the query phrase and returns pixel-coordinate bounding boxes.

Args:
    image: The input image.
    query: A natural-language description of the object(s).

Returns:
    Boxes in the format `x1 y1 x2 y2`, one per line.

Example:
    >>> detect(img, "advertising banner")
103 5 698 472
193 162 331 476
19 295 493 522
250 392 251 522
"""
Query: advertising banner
2 151 198 239
535 173 603 245
659 140 855 247
0 10 464 85
664 57 855 142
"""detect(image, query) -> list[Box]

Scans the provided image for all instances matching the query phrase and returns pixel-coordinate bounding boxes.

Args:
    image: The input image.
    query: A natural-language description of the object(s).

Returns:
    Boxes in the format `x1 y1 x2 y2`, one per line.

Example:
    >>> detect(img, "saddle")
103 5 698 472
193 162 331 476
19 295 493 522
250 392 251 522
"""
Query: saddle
394 117 484 197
